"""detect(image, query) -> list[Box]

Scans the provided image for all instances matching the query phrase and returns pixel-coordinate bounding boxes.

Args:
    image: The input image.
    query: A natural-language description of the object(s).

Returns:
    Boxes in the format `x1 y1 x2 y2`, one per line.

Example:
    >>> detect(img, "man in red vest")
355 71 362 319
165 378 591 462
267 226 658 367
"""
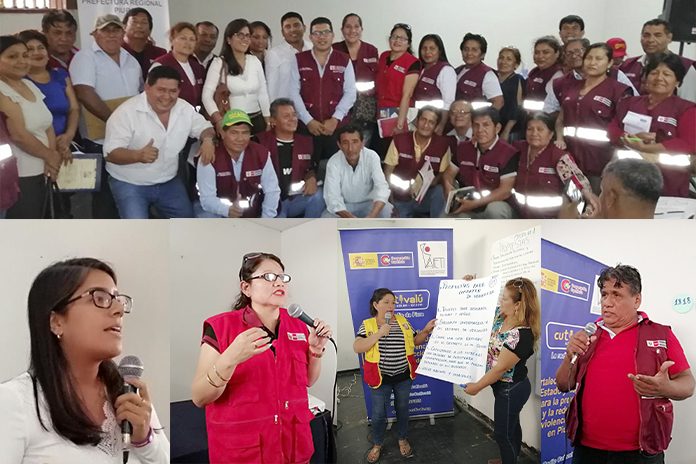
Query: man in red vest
121 7 167 81
556 265 694 464
383 106 450 217
42 9 79 72
289 17 356 164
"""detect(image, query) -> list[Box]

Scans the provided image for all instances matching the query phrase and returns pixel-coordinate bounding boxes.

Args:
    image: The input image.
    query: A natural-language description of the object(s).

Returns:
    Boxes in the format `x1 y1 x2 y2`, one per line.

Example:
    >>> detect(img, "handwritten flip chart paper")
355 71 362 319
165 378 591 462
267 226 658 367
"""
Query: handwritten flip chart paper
491 226 541 286
416 275 500 385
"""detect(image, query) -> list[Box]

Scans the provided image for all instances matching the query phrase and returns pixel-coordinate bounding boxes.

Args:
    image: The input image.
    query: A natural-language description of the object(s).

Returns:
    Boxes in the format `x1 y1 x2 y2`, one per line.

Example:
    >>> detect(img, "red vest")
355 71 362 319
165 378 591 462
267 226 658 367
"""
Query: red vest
122 41 167 80
392 132 450 201
512 141 567 219
255 130 314 185
211 141 269 218
0 113 19 210
613 95 695 197
561 77 631 177
376 51 419 108
455 62 493 101
525 64 561 100
413 61 450 102
333 40 379 95
296 49 350 122
203 306 315 464
565 317 674 455
153 52 206 108
620 55 695 94
454 138 518 191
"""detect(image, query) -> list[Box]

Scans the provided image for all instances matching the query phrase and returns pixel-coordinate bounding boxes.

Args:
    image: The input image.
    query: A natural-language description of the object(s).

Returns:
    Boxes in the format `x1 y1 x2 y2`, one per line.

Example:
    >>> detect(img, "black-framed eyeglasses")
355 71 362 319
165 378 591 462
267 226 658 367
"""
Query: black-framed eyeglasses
248 272 292 283
65 288 133 313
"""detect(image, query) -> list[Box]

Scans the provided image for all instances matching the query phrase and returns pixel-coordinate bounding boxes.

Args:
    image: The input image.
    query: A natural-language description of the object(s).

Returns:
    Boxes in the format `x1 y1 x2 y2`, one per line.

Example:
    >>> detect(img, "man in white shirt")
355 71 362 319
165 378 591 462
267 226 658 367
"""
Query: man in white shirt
194 21 219 69
265 12 312 101
323 124 392 218
104 66 215 218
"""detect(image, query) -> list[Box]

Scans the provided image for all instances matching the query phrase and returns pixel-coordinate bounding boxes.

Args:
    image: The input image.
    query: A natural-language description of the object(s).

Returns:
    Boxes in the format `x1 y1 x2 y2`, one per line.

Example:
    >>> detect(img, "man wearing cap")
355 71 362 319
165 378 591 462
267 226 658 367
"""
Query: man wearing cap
607 38 628 68
197 109 281 218
620 18 696 103
289 17 356 163
122 7 167 81
103 65 215 218
70 13 143 218
556 264 694 464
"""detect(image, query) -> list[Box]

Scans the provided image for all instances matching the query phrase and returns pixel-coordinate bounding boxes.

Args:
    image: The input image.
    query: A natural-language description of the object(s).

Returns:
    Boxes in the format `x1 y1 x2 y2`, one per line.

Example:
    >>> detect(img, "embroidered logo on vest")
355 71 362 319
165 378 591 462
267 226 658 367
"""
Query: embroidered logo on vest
657 116 678 127
533 77 544 83
459 160 475 167
287 332 307 341
217 171 232 177
245 169 263 177
646 339 667 348
394 65 406 73
399 152 414 159
298 154 312 160
299 67 313 72
422 77 435 85
330 65 346 73
538 167 556 174
593 96 612 107
425 156 440 163
464 79 477 87
483 165 499 173
364 57 378 63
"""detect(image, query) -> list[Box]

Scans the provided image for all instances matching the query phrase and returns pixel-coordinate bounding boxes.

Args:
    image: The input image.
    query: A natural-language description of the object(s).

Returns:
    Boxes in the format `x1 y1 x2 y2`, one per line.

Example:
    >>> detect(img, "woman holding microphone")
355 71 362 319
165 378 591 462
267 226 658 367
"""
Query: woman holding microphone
0 258 169 463
354 288 436 463
464 277 540 464
191 252 332 464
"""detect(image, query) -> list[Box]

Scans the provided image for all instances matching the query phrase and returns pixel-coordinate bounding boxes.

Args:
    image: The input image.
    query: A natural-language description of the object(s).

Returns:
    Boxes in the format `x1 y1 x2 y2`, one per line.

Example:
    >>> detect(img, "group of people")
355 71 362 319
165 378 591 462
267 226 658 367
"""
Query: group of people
0 10 694 218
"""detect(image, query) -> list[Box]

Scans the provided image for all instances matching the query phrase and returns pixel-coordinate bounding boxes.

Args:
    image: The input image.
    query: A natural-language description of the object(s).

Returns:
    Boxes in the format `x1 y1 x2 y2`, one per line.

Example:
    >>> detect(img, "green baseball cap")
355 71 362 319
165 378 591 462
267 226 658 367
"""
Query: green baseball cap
222 109 252 128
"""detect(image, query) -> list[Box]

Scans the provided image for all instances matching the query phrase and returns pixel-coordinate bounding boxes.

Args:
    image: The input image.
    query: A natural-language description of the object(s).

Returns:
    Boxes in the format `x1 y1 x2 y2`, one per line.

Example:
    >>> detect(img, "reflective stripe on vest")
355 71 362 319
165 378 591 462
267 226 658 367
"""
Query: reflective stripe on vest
415 99 445 109
513 189 563 208
0 144 11 161
390 173 415 190
471 101 492 110
563 126 609 142
616 149 692 167
523 99 544 111
355 80 376 92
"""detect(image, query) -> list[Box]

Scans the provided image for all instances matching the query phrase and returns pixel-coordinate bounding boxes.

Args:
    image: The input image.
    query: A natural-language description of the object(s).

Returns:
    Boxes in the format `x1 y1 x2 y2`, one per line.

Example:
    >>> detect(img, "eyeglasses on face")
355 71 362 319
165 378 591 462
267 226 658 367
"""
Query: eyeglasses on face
233 32 251 40
65 288 133 313
310 29 333 37
248 272 292 283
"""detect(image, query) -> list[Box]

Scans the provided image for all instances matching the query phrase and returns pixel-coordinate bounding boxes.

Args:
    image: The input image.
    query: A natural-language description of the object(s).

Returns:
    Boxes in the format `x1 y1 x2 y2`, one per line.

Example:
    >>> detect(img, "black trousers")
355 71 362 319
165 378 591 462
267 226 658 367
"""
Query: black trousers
572 444 665 464
6 175 46 219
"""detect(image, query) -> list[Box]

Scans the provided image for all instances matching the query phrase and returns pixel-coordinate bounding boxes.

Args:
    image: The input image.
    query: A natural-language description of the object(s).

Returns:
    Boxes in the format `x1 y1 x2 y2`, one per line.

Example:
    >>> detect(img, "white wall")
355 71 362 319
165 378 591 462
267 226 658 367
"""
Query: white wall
542 220 696 464
169 219 338 413
0 221 171 435
335 219 544 451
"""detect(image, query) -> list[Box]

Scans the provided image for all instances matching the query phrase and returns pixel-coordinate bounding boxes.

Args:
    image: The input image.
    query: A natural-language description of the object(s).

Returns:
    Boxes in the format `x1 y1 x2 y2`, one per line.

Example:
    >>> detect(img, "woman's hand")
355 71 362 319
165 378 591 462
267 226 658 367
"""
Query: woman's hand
221 327 271 366
308 319 332 351
461 274 477 281
377 321 391 338
423 318 436 334
115 378 153 444
554 138 567 150
463 381 483 396
43 149 63 179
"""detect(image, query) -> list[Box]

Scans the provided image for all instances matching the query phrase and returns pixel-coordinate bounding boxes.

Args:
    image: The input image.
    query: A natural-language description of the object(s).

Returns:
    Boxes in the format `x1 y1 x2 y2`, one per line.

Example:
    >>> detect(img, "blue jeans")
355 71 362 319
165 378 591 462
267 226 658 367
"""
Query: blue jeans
277 188 325 218
492 378 531 464
109 176 193 219
393 184 446 218
370 378 412 446
572 445 665 464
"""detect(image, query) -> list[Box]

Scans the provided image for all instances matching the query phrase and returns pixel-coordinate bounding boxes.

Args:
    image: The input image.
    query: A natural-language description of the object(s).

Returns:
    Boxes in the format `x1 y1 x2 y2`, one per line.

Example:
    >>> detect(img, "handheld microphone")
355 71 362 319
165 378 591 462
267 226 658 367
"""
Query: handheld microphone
570 322 597 365
384 312 392 325
118 355 144 464
287 303 317 328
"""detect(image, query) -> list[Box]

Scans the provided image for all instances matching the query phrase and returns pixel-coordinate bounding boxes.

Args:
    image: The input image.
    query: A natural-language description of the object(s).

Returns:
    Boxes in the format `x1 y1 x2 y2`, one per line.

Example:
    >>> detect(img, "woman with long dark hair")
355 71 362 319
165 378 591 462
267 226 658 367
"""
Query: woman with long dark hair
202 19 270 135
191 252 332 464
413 34 456 134
464 278 540 464
249 21 271 70
354 288 436 463
0 258 168 462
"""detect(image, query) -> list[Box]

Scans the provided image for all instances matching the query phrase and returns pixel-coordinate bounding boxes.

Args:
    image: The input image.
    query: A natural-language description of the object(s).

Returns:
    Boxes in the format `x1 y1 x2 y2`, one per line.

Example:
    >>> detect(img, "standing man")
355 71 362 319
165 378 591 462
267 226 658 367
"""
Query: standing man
194 21 219 69
556 265 694 463
104 66 214 218
265 12 312 101
323 124 392 218
197 109 281 218
41 9 79 71
70 14 143 218
620 18 696 102
121 7 167 80
255 98 325 218
558 15 585 45
290 17 356 163
443 107 518 219
383 106 450 218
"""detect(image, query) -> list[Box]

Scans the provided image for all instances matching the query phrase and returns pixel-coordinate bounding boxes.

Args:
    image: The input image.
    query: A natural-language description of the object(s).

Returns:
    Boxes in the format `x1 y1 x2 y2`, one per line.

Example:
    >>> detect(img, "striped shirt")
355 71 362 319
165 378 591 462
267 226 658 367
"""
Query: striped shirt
358 319 417 377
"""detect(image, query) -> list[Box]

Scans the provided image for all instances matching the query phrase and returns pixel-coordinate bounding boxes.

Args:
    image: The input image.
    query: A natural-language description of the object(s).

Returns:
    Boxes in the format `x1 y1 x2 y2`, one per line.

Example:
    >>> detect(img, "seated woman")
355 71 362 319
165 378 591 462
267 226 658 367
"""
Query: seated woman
0 35 61 218
0 258 169 462
191 252 332 464
608 52 696 198
513 112 594 219
353 288 436 463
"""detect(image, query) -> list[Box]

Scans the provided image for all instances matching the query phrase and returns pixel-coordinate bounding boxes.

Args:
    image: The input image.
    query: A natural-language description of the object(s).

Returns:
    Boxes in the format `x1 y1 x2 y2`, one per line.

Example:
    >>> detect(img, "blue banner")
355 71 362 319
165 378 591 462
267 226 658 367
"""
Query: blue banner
340 228 454 420
540 240 607 464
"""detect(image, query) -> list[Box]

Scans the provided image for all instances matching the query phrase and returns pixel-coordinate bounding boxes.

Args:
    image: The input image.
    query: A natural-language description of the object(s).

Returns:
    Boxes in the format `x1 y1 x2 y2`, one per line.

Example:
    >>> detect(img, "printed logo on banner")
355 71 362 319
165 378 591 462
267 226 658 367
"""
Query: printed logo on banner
377 252 414 268
545 321 585 351
393 289 430 310
348 253 378 269
541 269 559 292
417 241 448 277
541 269 590 301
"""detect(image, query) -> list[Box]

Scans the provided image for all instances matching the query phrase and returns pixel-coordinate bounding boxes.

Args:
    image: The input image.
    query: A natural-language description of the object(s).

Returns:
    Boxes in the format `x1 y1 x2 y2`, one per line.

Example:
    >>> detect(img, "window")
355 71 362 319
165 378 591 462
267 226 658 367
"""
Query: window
0 1 69 9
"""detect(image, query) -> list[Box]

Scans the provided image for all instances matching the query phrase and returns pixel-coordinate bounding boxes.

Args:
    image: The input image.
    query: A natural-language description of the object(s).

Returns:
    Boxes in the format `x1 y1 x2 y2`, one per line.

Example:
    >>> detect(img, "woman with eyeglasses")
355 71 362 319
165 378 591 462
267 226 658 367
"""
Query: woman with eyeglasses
202 19 271 135
463 278 540 464
354 288 436 463
413 34 456 135
0 258 169 463
333 13 379 146
191 252 332 464
496 47 525 142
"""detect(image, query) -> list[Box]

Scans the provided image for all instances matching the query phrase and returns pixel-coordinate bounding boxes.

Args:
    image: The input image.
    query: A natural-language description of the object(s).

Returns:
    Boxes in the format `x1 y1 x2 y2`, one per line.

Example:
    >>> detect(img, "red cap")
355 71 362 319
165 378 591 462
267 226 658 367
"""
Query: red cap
606 37 627 58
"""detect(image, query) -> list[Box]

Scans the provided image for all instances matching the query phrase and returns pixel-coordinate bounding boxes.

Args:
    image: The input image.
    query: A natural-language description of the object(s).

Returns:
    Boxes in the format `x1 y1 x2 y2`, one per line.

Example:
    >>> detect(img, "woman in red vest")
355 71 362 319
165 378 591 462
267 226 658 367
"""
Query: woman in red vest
464 278 540 464
608 53 696 198
192 252 332 464
523 36 562 112
413 34 456 135
152 22 205 108
354 288 436 463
